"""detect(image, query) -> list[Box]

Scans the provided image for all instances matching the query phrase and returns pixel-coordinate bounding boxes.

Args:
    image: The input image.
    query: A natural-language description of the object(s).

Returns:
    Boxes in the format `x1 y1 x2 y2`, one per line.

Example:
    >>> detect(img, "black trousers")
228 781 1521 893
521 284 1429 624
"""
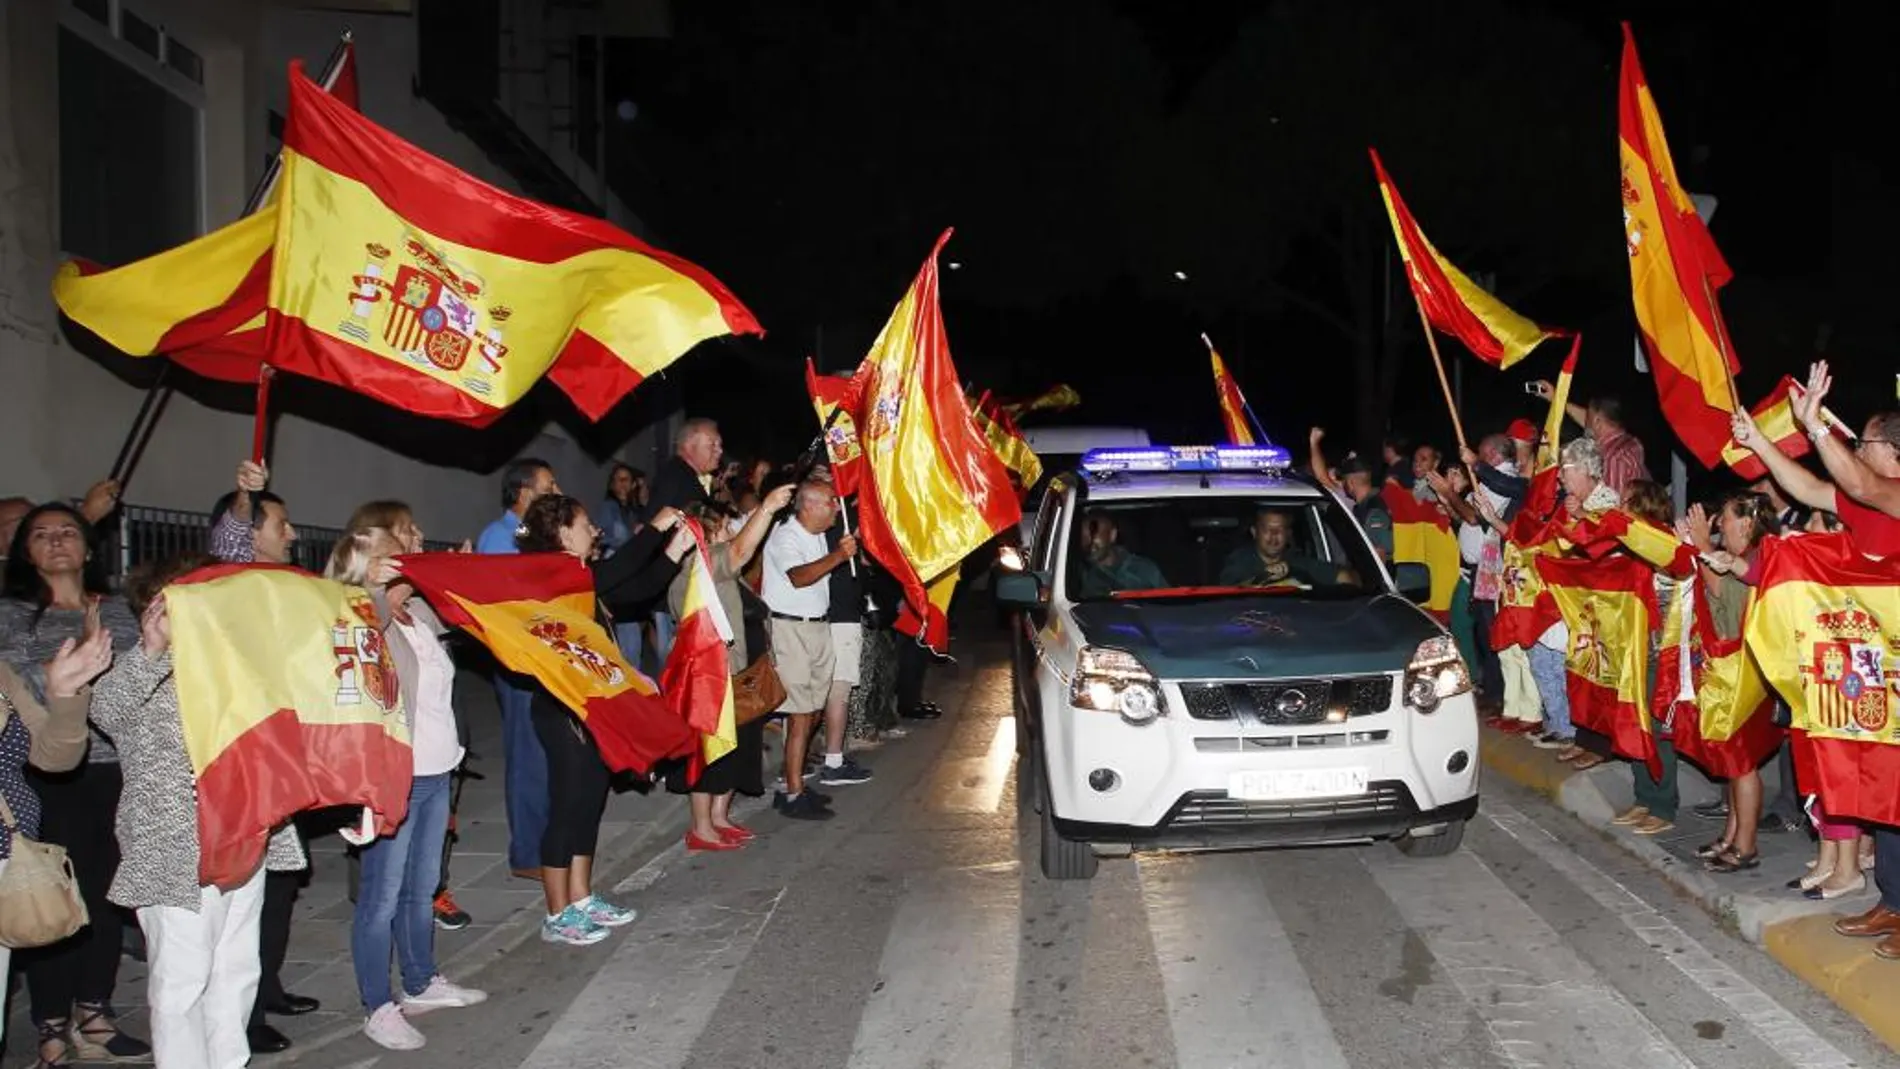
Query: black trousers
531 699 608 868
896 637 930 714
248 868 302 1028
1470 598 1504 702
23 762 126 1023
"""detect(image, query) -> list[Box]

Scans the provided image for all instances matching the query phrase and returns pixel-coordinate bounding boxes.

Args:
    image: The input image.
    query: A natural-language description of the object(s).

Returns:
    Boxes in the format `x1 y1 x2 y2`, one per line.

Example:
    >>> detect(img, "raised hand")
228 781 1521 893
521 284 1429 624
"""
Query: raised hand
1684 503 1714 553
236 460 269 494
45 629 112 697
1791 360 1833 434
139 596 171 658
1730 407 1767 454
763 484 795 513
80 479 122 524
1309 427 1326 447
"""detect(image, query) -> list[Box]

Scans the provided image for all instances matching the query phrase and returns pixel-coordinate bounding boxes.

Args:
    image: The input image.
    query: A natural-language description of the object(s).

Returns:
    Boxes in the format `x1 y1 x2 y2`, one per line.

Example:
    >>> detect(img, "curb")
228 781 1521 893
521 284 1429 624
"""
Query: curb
1478 725 1900 1053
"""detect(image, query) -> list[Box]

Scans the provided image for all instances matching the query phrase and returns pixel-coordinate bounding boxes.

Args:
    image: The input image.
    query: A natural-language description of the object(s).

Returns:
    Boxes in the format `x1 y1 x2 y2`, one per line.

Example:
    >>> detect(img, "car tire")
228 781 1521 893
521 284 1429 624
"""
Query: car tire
1037 746 1098 881
1394 817 1467 858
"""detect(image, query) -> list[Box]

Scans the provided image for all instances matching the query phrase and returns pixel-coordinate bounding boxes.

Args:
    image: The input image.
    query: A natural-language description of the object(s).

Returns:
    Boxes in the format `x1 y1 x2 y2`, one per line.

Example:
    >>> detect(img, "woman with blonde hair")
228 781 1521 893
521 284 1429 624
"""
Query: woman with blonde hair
327 503 487 1050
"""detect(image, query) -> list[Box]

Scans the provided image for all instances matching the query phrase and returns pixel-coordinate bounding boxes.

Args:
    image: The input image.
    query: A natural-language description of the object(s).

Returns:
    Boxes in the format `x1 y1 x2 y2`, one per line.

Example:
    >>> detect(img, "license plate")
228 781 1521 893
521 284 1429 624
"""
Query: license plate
1227 767 1369 801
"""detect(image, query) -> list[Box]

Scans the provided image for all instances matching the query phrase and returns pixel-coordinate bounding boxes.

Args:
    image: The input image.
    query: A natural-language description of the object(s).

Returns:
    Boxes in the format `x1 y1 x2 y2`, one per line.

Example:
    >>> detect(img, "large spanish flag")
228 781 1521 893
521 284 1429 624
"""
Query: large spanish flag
1621 24 1739 467
969 389 1042 494
805 358 865 497
166 564 413 888
1538 553 1660 772
398 552 696 772
1653 575 1782 778
661 522 737 779
1380 485 1461 619
267 62 754 423
845 230 1021 652
1562 508 1697 577
1204 336 1257 446
1370 148 1559 369
1490 515 1564 651
1744 532 1900 826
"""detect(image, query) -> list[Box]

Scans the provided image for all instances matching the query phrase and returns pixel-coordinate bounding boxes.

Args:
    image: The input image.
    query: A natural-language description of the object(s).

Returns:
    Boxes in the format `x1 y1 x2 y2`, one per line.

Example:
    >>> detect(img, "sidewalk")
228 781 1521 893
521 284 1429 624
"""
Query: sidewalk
3 665 697 1066
1480 724 1900 1052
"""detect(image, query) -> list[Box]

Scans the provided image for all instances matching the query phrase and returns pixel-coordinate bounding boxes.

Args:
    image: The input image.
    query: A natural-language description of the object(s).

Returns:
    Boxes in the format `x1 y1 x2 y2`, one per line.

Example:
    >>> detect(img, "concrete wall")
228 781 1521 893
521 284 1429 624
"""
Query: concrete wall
0 0 672 545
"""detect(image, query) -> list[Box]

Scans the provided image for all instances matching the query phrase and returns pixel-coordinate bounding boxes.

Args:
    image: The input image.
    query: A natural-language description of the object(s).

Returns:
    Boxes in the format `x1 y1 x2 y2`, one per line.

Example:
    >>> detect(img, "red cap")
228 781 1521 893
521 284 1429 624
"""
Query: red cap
1507 418 1539 442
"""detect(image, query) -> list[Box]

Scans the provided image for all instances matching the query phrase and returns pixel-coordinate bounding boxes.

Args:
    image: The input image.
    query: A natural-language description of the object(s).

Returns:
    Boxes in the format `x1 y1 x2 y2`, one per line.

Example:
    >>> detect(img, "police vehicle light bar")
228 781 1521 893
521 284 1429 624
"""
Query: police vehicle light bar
1080 445 1293 473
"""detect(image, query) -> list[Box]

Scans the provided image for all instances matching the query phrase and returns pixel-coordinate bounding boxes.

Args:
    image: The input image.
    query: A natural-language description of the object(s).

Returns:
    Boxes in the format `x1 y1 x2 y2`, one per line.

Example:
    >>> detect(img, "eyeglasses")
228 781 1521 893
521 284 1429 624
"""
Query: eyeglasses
1856 438 1896 452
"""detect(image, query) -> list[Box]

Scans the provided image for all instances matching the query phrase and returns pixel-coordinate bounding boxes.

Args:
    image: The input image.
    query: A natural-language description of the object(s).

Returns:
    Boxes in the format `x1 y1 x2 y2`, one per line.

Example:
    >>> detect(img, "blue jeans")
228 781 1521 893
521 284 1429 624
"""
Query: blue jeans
1528 644 1573 739
1876 827 1900 912
351 773 451 1010
493 673 549 871
651 611 677 669
614 620 645 676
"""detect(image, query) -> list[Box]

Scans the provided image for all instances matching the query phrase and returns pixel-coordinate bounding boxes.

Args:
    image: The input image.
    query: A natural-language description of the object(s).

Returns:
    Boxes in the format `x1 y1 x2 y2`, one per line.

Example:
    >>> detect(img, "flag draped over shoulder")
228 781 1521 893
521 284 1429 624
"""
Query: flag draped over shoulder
1744 532 1900 827
165 564 412 888
1537 553 1660 773
1656 575 1781 779
1491 516 1563 650
1206 341 1256 446
969 390 1042 494
845 230 1021 652
805 358 865 497
1620 24 1739 468
1562 508 1697 577
397 552 695 773
1370 149 1559 368
661 521 737 780
1380 485 1461 619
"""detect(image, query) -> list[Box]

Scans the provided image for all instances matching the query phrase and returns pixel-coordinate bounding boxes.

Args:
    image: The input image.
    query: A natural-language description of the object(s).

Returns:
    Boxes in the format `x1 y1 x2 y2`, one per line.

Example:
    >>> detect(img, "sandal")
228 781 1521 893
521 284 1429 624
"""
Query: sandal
1694 838 1731 860
36 1019 70 1069
1568 753 1607 771
1705 848 1761 873
70 1001 152 1061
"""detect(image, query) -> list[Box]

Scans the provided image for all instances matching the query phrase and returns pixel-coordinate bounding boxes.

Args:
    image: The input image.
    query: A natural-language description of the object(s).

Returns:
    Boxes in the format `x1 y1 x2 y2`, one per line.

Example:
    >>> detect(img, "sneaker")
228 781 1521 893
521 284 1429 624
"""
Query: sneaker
432 890 471 931
1531 733 1573 750
816 756 874 786
778 792 836 820
400 976 489 1015
541 905 609 946
364 1004 426 1051
1692 798 1731 820
773 785 833 808
577 894 637 928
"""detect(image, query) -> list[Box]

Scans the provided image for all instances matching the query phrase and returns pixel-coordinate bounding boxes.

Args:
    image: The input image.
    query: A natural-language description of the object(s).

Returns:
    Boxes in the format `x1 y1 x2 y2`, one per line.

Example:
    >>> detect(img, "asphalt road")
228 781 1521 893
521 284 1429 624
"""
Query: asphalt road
289 639 1900 1069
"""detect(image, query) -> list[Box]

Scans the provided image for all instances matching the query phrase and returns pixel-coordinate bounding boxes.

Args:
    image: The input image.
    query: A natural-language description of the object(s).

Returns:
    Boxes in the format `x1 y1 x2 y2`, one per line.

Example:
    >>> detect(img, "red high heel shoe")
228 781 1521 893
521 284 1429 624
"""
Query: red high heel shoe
716 824 756 844
685 830 742 852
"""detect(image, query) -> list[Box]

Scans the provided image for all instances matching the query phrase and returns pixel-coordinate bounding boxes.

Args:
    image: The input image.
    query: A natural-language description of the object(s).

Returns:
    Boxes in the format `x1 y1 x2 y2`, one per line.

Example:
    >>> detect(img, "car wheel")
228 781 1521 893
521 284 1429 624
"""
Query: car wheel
1394 817 1467 858
1037 745 1098 881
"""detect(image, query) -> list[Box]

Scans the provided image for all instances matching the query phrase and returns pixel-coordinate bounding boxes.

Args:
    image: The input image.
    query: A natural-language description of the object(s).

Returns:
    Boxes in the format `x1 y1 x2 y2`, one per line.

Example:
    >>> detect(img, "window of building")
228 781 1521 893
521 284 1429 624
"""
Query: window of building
57 11 202 266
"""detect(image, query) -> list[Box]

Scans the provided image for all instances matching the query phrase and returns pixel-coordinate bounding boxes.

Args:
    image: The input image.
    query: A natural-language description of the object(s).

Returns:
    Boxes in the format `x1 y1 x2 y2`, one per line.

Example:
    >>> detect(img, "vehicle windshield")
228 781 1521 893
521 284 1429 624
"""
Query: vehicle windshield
1062 495 1385 602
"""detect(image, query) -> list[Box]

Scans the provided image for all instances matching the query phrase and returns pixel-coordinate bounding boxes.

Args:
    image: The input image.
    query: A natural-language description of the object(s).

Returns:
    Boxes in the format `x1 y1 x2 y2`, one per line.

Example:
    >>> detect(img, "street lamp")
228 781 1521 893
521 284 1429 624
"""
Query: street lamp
1172 270 1189 282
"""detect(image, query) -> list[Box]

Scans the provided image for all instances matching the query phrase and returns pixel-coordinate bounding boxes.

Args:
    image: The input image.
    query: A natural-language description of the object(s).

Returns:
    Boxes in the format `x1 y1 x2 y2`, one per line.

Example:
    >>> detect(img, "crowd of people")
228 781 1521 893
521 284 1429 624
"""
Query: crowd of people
0 417 947 1064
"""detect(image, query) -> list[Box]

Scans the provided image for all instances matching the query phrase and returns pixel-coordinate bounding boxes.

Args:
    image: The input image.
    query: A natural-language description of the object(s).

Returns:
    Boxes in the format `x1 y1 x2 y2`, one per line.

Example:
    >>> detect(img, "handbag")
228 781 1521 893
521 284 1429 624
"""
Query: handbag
0 787 89 950
731 655 787 727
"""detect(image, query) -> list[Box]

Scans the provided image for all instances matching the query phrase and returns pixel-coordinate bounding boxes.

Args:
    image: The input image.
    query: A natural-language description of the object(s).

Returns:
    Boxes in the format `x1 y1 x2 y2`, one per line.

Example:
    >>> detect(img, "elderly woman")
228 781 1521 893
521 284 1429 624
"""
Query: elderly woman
1527 437 1620 757
0 503 149 1065
665 486 793 851
89 552 306 1069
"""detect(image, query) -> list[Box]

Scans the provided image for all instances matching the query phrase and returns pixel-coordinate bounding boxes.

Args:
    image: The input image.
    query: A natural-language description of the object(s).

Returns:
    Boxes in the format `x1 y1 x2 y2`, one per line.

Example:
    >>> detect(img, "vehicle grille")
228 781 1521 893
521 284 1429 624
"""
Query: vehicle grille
1179 676 1394 725
1168 781 1413 827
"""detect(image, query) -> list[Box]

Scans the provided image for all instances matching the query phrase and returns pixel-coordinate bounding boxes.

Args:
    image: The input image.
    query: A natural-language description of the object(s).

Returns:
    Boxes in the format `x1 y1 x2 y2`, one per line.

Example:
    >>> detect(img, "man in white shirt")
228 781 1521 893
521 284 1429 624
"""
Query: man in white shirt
762 482 858 819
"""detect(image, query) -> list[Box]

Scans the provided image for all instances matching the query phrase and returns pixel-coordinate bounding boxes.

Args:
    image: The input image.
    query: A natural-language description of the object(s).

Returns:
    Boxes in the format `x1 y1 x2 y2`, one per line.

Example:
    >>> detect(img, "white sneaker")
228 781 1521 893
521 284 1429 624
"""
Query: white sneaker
364 1003 426 1051
400 975 489 1015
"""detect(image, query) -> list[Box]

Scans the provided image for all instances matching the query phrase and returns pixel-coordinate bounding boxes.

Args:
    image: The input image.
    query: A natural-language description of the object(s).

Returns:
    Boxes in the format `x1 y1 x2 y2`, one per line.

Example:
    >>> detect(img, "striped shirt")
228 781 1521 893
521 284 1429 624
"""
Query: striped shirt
1594 427 1650 500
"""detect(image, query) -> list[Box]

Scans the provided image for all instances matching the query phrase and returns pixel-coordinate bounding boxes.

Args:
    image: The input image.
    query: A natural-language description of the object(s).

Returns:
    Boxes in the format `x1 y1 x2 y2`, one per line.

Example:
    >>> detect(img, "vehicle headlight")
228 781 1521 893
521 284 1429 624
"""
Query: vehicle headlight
1070 646 1166 726
997 545 1026 572
1404 635 1472 713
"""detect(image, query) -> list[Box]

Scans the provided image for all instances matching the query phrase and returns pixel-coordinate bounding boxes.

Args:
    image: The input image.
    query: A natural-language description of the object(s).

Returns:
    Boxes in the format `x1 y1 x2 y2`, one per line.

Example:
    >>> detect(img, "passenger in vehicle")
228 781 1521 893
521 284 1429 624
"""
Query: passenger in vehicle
1218 508 1343 589
1074 511 1167 597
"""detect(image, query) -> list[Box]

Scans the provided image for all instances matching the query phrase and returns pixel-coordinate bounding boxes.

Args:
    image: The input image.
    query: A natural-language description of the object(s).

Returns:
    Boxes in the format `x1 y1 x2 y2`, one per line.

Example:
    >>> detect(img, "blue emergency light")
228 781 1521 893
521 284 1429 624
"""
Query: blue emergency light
1080 444 1293 474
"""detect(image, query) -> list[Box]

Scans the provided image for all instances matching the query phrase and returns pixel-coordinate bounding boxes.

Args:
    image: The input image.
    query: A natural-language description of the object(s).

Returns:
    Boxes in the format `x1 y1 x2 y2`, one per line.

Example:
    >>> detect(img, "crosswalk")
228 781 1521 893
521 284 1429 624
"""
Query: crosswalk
507 807 1865 1069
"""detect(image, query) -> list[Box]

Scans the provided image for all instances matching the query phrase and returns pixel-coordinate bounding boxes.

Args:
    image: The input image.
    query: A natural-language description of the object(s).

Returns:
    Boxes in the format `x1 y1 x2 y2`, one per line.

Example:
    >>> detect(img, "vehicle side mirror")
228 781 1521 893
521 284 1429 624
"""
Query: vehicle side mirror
1394 562 1432 603
995 571 1048 608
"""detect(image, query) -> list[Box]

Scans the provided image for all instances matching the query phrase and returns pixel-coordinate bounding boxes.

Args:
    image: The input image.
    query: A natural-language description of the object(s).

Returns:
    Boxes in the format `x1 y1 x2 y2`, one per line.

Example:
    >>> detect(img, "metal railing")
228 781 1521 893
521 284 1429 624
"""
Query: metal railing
99 504 456 587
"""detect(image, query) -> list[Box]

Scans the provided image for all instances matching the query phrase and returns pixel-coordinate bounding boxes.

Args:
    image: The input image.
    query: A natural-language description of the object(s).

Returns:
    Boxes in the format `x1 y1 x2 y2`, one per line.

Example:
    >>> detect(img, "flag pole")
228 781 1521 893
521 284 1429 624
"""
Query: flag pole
251 366 276 464
106 30 353 484
1699 275 1742 412
1406 293 1469 454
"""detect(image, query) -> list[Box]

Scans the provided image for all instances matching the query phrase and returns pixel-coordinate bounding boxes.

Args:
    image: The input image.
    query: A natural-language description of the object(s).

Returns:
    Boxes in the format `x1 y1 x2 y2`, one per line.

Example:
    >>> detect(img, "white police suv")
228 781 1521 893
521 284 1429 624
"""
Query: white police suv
996 445 1481 879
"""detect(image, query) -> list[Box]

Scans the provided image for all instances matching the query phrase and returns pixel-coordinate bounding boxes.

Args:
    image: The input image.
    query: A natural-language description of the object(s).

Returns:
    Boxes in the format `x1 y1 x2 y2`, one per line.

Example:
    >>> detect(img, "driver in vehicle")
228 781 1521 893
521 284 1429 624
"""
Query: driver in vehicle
1075 510 1167 596
1218 508 1347 588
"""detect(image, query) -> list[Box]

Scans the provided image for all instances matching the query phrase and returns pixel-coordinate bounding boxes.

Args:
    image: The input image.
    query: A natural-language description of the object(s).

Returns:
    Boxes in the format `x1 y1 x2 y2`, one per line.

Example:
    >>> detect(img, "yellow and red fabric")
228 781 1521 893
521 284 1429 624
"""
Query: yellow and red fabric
969 390 1043 494
165 563 412 888
661 520 737 781
1719 376 1847 481
1744 532 1900 827
1370 148 1560 369
843 230 1022 653
806 358 866 497
1620 24 1740 468
894 572 958 648
1653 577 1782 778
998 384 1081 421
1490 516 1564 650
1537 553 1660 773
1561 508 1698 577
397 552 695 773
1380 485 1461 619
1206 342 1256 446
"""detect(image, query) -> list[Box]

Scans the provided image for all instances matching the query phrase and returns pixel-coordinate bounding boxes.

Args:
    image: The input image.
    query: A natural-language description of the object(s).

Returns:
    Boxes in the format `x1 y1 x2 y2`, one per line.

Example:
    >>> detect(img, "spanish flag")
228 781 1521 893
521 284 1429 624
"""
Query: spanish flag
1537 553 1660 772
1370 148 1559 369
1621 24 1739 468
661 521 737 779
1490 515 1564 651
1719 376 1849 481
1204 335 1257 446
1518 336 1581 527
805 358 865 497
845 230 1021 652
1656 577 1781 779
165 564 413 888
1380 485 1461 619
894 572 959 650
1744 531 1900 827
1562 508 1697 577
969 389 1042 494
999 384 1081 421
397 552 696 773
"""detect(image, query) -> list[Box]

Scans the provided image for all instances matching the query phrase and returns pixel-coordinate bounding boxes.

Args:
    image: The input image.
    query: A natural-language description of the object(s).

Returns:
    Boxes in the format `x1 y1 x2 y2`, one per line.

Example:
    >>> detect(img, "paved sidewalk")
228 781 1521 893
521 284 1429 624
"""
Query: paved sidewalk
1481 724 1900 1052
3 665 697 1066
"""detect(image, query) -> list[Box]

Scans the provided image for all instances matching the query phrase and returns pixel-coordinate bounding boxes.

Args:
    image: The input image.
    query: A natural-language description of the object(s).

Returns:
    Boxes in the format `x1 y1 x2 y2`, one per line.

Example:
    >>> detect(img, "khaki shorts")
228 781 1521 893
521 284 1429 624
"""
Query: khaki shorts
830 622 862 686
770 619 834 714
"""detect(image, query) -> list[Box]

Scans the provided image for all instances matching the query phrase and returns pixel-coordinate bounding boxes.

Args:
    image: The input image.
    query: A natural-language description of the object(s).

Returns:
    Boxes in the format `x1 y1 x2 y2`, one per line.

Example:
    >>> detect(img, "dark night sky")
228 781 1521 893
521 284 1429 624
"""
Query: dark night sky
596 1 1894 495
